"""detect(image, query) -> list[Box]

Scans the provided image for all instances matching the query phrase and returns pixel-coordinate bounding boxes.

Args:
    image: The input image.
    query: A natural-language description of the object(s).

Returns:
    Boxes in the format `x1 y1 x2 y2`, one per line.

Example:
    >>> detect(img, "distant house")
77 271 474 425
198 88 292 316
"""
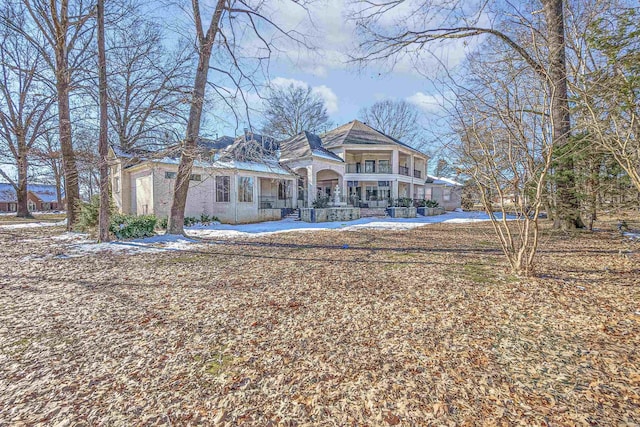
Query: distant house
0 183 64 212
425 176 463 211
110 120 463 224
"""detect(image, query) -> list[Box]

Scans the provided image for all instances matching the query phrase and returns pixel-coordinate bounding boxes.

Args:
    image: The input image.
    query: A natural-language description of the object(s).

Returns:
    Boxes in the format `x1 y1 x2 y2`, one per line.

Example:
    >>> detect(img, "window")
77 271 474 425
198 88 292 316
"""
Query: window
443 188 451 202
278 181 291 200
113 177 120 193
8 203 16 212
238 176 254 202
165 171 177 179
378 160 391 173
365 185 378 200
425 188 432 200
364 160 375 173
190 174 202 181
215 176 230 202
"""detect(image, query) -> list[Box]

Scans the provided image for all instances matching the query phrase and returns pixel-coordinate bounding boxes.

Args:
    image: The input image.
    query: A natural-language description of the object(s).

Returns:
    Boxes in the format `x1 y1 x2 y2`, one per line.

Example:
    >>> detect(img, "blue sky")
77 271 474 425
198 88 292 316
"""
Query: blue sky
194 0 473 144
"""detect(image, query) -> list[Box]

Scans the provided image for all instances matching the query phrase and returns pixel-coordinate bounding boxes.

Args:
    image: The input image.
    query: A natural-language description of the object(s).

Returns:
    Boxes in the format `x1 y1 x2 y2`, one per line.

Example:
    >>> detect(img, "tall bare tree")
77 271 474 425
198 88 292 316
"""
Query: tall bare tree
1 0 96 229
359 99 421 144
167 0 226 235
167 0 311 235
97 0 109 241
105 14 191 151
262 83 330 139
351 0 584 229
0 8 55 217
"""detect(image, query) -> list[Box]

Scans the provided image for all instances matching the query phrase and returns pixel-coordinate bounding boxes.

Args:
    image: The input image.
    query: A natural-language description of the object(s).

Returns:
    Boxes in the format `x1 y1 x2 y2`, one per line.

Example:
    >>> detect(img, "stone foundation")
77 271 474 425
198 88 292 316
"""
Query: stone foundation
300 207 360 223
386 207 417 218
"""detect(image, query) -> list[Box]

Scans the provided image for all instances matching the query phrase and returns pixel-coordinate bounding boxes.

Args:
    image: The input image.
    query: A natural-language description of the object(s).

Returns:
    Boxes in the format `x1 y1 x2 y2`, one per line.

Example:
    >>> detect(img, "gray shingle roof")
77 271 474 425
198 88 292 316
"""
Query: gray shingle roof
321 120 427 156
279 131 343 162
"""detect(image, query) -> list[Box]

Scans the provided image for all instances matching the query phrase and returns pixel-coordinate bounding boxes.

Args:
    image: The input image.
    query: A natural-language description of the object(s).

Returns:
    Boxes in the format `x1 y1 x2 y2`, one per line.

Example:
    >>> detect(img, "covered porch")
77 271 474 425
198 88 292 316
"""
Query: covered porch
258 177 295 209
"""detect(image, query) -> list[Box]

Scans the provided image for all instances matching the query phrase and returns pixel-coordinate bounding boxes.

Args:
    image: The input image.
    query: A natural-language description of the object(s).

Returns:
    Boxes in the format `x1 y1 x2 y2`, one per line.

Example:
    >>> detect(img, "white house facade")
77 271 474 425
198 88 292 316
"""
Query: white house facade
110 120 462 224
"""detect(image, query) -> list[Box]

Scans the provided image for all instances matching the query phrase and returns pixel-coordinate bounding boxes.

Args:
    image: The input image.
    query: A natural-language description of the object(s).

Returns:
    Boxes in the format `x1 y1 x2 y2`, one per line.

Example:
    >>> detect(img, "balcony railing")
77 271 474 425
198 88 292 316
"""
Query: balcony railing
413 169 422 179
259 196 293 209
399 166 410 176
345 163 393 174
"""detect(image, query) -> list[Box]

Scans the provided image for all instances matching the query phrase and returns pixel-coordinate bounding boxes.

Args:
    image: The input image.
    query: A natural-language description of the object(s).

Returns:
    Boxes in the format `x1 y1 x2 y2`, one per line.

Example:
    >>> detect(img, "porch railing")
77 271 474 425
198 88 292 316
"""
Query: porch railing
413 169 422 178
399 166 410 176
259 196 293 209
346 163 393 174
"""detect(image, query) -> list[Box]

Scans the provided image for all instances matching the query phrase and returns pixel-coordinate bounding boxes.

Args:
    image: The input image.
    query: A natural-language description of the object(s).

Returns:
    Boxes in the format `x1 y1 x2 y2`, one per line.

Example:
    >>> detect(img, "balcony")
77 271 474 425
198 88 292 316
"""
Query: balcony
346 163 392 174
399 166 410 176
413 169 422 179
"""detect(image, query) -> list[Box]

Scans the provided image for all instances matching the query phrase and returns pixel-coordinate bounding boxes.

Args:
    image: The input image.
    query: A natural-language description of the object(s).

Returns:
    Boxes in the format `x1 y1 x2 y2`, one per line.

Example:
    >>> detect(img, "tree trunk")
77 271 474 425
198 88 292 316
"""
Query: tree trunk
167 0 226 235
97 0 110 242
543 0 584 230
16 150 32 218
53 0 80 231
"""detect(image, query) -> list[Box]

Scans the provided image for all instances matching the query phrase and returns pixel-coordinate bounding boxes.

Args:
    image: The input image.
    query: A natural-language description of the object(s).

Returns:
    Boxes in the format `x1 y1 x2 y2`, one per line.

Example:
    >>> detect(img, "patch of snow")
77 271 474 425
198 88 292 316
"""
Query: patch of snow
0 220 67 230
623 231 640 240
186 211 514 239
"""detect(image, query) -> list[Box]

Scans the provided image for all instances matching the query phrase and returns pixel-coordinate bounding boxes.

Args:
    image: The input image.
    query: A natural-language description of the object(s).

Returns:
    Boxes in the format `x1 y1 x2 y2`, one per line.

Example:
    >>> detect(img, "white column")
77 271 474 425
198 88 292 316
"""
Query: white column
392 149 399 174
392 179 399 201
307 166 315 207
409 155 415 198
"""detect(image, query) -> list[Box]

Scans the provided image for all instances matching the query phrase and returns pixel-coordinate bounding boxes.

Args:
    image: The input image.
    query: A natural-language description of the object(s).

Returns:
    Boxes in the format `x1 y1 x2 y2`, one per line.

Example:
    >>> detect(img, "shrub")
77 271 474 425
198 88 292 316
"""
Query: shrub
182 214 219 227
75 195 116 232
109 214 157 239
157 217 168 230
424 199 440 208
394 197 413 207
312 195 330 208
74 195 100 232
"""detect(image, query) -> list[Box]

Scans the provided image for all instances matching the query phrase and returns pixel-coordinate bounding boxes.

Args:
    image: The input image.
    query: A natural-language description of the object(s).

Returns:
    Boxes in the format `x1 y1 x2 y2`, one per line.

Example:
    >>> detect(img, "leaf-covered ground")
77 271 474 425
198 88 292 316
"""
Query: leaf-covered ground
1 220 638 425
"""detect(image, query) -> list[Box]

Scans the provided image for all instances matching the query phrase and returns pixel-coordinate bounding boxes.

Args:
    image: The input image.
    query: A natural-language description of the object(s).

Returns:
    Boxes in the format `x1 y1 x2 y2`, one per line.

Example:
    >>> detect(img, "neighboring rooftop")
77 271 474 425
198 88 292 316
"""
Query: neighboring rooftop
0 182 62 203
427 175 463 186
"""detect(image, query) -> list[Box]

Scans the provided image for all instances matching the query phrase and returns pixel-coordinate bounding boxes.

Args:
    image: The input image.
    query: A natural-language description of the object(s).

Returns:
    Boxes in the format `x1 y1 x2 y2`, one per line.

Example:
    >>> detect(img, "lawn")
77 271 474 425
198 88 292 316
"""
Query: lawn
0 219 638 425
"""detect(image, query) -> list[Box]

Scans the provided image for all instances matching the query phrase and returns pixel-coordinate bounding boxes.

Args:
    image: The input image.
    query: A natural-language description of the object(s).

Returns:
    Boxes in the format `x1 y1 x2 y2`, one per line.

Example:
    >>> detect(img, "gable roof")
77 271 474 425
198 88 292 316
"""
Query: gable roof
0 182 62 203
321 120 427 156
279 131 343 162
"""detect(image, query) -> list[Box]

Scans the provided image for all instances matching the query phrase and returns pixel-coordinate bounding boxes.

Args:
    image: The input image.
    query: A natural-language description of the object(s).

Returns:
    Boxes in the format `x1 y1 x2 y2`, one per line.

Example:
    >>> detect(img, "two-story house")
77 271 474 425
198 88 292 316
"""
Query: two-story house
279 120 429 208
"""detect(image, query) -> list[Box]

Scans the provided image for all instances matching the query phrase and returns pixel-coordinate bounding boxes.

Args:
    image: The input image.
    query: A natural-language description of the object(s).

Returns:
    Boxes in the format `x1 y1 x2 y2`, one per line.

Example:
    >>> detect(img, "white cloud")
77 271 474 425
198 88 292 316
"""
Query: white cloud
271 77 339 115
311 85 339 114
406 92 446 114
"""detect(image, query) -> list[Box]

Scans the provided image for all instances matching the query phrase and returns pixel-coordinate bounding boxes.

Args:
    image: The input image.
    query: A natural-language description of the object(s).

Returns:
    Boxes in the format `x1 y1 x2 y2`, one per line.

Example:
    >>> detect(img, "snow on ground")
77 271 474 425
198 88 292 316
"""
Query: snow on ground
624 231 640 240
0 220 67 229
186 211 512 239
14 211 511 259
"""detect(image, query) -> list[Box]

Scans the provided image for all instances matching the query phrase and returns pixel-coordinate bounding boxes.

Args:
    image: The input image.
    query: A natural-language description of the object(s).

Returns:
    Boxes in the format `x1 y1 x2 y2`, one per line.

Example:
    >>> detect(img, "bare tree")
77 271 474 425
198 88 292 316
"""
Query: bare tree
167 0 311 235
359 99 421 144
97 0 108 241
0 8 55 217
167 0 226 235
262 83 330 139
451 44 554 275
2 0 96 229
105 14 192 151
350 0 584 229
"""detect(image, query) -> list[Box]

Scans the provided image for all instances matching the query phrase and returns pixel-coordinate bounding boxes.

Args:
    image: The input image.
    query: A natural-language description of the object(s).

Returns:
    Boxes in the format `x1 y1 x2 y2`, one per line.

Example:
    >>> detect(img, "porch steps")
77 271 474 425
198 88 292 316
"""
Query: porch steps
359 208 389 218
285 209 300 221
